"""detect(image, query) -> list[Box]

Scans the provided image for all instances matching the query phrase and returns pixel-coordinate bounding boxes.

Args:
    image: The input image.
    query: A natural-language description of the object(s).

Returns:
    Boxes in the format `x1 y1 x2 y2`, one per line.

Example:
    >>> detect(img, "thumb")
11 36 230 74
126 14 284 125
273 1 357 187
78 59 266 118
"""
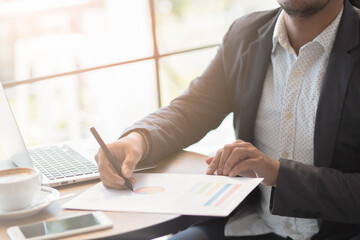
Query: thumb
121 154 140 178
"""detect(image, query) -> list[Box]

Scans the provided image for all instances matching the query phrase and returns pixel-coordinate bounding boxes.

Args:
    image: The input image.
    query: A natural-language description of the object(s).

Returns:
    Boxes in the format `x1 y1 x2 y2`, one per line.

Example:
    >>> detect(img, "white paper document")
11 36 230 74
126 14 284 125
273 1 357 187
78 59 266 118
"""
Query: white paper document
64 173 262 217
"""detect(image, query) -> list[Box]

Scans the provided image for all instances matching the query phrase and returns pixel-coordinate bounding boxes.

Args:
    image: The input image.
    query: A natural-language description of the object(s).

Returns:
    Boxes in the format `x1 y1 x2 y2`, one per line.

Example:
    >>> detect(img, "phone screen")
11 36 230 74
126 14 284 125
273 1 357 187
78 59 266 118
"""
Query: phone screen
19 214 101 238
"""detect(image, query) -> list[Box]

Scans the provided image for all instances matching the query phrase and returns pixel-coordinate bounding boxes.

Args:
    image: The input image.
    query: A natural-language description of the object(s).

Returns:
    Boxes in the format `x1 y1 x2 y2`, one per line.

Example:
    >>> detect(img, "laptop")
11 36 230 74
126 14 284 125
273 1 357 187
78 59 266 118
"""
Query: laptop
0 82 156 187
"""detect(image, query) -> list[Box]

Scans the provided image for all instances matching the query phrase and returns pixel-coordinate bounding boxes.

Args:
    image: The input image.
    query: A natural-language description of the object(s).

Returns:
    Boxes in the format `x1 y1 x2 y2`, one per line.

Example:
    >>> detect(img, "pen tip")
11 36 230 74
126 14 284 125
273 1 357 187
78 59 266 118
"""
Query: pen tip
125 180 133 191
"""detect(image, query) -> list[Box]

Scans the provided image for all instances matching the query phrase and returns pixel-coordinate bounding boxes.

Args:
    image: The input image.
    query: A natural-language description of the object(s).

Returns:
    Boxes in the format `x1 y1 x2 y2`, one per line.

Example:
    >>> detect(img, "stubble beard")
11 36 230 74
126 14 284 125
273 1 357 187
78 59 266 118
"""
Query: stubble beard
279 0 332 18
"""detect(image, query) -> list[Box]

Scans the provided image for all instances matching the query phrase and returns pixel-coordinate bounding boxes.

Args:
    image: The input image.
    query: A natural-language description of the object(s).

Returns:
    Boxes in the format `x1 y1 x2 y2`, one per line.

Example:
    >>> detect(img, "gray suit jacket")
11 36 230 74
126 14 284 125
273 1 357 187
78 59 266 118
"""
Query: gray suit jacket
123 0 360 238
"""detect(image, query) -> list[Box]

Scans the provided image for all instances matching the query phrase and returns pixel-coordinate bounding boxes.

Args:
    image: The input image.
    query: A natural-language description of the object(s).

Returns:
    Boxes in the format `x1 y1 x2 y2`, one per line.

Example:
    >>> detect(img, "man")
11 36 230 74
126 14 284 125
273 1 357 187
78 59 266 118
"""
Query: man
95 0 360 239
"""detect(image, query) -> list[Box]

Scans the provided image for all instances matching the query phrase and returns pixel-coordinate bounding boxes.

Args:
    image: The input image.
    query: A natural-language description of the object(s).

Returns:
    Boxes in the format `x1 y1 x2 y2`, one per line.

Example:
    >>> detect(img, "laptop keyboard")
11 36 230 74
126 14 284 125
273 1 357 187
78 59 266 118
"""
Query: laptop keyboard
29 145 99 180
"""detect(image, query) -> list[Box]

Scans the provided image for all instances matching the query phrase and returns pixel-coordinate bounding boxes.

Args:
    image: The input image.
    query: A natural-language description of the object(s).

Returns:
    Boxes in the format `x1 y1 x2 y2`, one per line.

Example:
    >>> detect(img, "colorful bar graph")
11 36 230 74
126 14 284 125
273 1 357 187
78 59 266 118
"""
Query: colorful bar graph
215 184 241 206
205 182 223 196
197 182 212 194
134 186 165 195
188 181 243 207
204 183 231 206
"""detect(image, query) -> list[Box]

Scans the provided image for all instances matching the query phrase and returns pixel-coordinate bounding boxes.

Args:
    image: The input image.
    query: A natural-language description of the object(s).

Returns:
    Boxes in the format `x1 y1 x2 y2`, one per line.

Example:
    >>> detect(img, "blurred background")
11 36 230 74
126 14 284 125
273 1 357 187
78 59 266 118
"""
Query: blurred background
0 0 279 159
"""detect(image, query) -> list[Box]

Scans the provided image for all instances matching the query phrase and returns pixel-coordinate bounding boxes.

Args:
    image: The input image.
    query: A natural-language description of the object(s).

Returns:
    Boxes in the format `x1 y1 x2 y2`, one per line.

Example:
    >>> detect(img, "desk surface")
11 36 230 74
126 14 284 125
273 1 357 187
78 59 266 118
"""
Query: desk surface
0 151 209 240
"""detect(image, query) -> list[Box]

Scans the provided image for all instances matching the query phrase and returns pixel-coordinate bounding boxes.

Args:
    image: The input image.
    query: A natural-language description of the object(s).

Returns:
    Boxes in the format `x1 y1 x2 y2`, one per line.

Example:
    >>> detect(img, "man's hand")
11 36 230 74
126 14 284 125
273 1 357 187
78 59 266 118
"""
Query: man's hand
205 139 280 186
95 132 147 189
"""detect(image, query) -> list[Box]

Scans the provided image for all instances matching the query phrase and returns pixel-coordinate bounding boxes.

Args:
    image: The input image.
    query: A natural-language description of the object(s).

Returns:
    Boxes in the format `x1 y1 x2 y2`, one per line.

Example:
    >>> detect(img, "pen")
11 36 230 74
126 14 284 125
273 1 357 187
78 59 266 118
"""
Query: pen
90 127 133 191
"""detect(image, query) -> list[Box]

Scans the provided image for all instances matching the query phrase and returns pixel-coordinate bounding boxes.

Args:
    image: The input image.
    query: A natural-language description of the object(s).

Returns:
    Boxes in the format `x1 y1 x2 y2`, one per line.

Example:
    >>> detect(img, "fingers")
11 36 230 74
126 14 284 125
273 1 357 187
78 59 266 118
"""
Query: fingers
205 157 213 165
94 139 141 189
228 155 280 186
223 143 255 175
99 163 137 190
129 176 136 186
206 150 222 175
217 143 234 175
98 161 127 189
235 169 257 178
122 150 141 178
207 140 276 183
228 157 258 177
218 139 245 175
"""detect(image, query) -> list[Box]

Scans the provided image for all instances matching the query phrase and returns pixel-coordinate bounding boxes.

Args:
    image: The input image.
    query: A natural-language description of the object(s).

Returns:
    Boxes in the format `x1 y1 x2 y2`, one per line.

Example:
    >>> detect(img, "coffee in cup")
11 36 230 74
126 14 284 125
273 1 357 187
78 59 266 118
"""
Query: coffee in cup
0 168 42 211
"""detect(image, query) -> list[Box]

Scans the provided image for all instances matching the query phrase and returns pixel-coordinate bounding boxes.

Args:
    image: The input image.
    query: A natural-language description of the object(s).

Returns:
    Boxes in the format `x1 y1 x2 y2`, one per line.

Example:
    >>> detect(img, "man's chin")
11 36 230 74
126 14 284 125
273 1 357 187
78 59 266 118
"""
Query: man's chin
279 0 331 18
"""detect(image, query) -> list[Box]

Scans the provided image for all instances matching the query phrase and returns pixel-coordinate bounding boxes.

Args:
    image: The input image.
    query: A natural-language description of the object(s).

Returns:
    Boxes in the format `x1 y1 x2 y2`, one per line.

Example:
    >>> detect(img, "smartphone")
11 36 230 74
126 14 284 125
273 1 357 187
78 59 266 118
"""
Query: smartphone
7 212 113 240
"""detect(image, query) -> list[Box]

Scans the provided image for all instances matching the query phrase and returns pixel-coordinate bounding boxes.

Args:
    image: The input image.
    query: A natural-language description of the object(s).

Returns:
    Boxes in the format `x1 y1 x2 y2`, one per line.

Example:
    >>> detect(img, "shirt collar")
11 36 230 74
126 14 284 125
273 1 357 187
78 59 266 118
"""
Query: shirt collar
272 5 344 57
272 10 291 54
314 5 343 57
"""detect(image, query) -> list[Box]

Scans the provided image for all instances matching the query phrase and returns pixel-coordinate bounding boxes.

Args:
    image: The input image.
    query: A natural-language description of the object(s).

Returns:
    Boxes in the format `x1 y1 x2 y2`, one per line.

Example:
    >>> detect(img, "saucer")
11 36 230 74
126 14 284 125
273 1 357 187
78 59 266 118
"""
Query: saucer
0 186 59 220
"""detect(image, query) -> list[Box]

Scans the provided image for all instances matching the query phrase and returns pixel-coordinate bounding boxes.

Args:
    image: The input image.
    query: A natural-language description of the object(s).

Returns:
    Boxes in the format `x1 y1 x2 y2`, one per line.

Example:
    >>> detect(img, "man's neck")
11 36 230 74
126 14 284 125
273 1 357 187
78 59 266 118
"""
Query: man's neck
284 0 343 55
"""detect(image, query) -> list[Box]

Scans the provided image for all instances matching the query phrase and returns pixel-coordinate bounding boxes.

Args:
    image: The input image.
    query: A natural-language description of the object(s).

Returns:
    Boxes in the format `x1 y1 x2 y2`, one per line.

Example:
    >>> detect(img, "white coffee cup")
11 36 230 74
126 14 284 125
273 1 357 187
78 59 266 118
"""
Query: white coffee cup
0 167 42 211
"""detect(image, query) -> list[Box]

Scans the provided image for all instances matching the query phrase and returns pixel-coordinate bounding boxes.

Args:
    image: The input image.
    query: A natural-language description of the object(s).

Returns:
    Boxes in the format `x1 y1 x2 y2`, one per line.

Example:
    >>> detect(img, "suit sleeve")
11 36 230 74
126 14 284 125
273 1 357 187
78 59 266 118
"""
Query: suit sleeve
270 158 360 224
121 26 237 164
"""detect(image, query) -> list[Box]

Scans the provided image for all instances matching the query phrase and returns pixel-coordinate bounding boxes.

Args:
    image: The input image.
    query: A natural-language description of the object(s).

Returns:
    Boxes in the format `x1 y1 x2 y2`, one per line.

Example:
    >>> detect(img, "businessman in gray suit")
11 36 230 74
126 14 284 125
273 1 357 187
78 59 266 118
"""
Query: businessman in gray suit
95 0 360 239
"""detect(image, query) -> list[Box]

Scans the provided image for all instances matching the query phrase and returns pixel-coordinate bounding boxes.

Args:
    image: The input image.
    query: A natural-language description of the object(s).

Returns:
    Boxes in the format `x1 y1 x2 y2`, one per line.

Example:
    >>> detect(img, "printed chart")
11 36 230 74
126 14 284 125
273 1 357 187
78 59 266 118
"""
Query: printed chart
134 186 165 195
188 182 242 207
65 173 262 216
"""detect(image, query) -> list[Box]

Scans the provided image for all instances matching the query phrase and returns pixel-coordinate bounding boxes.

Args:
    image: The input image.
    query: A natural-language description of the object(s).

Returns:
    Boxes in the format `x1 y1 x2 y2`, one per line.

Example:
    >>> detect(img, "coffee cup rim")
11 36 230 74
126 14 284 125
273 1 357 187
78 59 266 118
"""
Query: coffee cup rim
0 167 39 185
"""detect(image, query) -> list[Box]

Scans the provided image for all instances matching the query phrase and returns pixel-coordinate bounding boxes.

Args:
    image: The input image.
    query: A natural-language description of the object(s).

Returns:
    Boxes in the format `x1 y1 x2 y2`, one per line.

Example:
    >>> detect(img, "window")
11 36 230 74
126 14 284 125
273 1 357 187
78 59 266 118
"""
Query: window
0 0 279 157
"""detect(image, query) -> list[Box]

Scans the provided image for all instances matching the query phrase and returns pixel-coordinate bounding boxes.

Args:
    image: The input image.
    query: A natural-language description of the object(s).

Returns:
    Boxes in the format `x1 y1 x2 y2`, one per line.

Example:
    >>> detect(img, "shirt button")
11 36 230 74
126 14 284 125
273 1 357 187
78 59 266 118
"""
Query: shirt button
293 70 301 78
284 221 292 229
281 152 289 159
285 112 293 119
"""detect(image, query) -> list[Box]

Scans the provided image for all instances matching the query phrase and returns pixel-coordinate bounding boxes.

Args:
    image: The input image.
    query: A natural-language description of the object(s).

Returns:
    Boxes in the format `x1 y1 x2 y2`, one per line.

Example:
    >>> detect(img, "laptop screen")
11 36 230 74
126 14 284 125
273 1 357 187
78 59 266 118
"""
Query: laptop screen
0 83 33 167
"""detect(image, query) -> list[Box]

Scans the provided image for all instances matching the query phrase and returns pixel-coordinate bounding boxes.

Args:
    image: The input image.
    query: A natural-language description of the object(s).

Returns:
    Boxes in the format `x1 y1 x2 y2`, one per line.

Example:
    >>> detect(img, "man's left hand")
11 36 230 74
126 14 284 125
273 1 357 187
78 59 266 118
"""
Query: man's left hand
205 139 280 186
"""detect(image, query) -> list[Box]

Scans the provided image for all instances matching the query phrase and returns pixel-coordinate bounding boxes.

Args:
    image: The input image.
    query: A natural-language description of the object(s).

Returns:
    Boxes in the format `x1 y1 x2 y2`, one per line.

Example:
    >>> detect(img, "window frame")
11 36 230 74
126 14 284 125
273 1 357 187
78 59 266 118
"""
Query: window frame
2 0 219 108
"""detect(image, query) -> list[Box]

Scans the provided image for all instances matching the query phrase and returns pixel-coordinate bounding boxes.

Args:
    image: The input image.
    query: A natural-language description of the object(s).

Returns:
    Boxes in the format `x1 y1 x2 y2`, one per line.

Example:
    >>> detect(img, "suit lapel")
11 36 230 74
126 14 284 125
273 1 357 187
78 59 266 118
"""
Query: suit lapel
237 14 278 142
314 0 359 167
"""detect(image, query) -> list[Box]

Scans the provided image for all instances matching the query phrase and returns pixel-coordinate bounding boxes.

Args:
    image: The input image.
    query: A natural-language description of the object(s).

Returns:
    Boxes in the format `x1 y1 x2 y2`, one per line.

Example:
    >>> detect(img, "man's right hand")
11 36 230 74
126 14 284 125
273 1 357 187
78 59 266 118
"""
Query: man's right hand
94 132 147 189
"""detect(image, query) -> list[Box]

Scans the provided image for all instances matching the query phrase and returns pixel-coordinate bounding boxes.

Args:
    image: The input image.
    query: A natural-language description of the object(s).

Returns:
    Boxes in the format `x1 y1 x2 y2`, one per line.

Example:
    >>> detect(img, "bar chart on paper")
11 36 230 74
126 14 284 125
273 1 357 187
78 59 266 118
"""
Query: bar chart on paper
64 173 262 216
187 182 242 207
134 186 165 195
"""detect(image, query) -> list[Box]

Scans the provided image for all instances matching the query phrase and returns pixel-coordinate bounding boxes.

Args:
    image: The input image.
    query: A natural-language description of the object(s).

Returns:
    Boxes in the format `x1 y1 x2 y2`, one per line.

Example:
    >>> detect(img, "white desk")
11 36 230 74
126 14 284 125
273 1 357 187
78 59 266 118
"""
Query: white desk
0 151 212 240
